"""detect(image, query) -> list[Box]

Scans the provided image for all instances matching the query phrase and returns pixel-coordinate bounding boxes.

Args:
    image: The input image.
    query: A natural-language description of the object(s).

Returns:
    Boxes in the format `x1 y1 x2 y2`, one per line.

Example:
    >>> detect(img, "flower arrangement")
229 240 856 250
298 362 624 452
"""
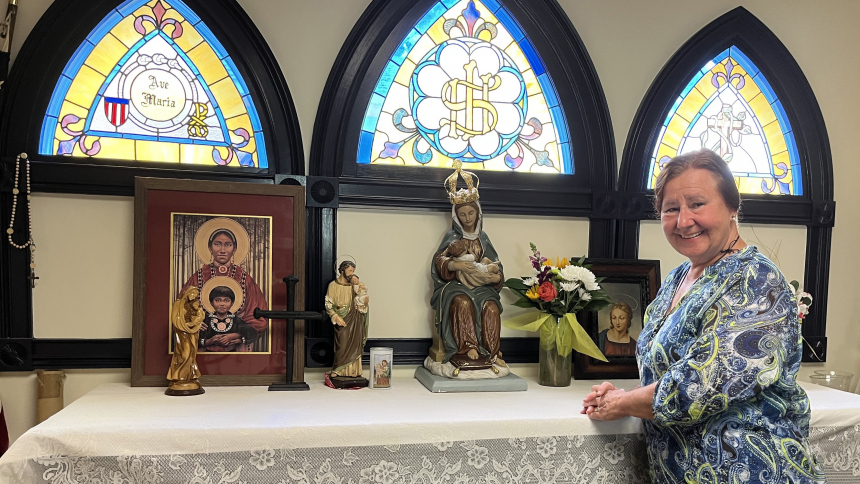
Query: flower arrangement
501 243 609 361
789 280 812 320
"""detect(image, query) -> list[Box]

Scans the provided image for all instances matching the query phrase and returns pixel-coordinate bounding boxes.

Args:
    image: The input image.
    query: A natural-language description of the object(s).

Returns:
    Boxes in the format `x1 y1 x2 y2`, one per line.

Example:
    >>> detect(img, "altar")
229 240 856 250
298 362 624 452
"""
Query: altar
1 377 858 483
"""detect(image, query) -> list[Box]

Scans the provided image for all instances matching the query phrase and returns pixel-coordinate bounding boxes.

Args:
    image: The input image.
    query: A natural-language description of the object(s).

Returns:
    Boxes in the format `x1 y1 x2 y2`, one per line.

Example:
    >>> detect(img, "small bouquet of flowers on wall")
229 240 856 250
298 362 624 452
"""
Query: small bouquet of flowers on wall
789 280 812 320
502 244 609 385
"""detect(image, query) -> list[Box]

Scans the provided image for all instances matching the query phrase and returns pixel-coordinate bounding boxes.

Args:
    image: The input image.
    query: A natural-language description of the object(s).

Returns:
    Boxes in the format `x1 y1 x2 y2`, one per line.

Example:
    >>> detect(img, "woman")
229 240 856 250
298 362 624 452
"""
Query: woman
597 302 636 356
180 228 268 337
581 150 825 483
431 199 505 370
324 261 369 378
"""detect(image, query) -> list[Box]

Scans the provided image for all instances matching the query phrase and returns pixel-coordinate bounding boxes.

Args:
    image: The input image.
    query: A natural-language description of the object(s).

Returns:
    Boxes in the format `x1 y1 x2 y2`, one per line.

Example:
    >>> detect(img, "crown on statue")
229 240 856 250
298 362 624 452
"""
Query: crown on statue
445 161 480 205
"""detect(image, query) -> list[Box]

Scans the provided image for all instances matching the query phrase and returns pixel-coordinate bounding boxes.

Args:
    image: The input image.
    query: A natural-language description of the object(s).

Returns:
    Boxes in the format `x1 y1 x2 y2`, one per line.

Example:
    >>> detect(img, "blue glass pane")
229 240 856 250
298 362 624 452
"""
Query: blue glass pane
417 3 446 33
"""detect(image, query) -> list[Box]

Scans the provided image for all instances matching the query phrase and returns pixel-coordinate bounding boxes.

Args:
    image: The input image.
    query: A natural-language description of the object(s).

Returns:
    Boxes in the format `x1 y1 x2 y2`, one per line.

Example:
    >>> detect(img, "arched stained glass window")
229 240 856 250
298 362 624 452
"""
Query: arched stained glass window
39 0 268 168
357 0 572 174
648 46 801 195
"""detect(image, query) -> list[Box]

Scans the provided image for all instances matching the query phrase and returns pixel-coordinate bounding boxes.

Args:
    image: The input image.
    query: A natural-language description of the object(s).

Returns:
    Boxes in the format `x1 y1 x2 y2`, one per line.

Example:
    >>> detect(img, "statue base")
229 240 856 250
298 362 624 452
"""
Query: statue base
422 356 510 379
326 374 369 389
415 366 527 393
165 380 205 396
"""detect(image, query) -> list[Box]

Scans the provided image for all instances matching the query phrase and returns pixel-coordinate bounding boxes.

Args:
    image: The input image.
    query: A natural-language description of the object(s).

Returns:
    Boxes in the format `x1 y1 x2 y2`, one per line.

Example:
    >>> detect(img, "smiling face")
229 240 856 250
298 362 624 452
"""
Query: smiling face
209 233 236 265
455 204 479 233
610 307 630 333
660 168 738 269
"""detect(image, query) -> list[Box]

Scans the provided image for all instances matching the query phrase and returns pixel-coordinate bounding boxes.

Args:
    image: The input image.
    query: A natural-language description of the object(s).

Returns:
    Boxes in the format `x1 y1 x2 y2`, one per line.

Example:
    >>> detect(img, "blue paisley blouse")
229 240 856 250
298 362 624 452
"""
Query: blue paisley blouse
638 246 826 483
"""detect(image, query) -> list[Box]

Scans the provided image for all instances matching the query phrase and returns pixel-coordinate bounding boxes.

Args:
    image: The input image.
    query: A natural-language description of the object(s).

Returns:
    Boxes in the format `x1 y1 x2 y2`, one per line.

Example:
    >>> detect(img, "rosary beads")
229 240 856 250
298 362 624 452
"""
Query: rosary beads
6 153 36 270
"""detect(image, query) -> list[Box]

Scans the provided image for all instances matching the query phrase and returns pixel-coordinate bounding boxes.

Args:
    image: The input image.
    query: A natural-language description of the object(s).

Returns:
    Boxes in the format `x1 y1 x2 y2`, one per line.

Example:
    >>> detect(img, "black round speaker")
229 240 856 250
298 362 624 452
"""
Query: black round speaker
0 342 27 369
311 179 336 205
307 339 334 367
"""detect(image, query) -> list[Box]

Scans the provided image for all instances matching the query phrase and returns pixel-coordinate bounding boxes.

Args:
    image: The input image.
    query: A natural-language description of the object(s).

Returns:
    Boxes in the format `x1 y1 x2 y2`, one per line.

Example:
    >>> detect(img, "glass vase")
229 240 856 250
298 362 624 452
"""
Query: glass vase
539 344 572 387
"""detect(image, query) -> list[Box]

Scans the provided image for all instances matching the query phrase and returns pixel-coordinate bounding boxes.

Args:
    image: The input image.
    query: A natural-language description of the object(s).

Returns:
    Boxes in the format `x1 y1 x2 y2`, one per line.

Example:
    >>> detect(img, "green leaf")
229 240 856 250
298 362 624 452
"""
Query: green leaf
513 299 538 308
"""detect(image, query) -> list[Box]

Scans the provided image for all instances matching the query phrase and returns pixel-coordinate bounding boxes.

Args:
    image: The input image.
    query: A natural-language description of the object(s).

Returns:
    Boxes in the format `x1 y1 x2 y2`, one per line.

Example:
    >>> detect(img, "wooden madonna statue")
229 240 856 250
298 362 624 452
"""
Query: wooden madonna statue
166 287 206 396
324 258 370 389
423 162 512 383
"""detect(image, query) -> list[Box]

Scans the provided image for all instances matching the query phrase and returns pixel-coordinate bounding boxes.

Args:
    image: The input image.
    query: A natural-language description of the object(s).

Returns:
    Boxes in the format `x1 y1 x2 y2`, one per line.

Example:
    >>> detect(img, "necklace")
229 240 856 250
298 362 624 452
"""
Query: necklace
6 153 37 275
714 234 741 263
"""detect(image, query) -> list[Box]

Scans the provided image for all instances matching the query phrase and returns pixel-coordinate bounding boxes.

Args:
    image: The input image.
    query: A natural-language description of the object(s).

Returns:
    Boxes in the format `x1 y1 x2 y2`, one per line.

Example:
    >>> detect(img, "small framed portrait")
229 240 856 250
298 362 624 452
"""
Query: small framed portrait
132 178 305 386
573 259 661 380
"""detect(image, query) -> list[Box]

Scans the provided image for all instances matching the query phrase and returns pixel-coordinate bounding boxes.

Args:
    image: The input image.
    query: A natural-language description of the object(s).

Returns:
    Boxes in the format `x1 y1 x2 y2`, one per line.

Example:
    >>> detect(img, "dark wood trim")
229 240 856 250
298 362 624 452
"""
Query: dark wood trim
573 259 661 380
309 0 616 210
616 7 834 360
0 0 304 188
361 338 541 366
0 0 305 371
131 178 306 386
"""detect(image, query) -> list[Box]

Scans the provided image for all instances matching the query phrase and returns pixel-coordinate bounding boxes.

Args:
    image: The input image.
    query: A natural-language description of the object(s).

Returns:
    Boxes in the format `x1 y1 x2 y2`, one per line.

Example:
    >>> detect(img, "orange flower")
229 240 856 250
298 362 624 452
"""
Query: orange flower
538 281 557 302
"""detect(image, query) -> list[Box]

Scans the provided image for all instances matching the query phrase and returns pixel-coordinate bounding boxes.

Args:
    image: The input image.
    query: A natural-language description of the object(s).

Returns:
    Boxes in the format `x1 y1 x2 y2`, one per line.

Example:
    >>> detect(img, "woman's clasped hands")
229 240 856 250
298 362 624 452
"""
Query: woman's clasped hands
581 381 626 421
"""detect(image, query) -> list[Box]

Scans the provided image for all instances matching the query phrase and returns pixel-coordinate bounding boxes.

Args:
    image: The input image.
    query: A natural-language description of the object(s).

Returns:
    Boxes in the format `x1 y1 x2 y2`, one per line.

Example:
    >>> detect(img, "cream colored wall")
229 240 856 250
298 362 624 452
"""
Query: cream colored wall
337 209 589 338
2 0 859 444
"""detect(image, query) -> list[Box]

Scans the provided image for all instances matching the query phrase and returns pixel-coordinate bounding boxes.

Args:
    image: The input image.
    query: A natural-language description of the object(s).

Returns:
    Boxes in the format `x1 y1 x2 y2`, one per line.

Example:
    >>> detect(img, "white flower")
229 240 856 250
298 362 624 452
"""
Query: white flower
535 437 558 458
559 265 600 290
249 449 276 470
602 440 625 464
560 281 579 292
523 277 538 287
578 287 592 301
466 446 489 469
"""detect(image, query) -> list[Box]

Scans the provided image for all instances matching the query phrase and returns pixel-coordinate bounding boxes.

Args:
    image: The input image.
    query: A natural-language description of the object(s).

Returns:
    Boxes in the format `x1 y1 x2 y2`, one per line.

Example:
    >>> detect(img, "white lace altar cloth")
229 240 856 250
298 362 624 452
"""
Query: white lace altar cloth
0 379 857 483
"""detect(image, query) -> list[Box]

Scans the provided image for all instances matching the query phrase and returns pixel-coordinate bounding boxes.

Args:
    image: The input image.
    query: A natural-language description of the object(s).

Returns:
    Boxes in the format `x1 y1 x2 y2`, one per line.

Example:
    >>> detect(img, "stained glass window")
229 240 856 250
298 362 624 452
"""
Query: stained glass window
358 0 572 174
40 0 267 168
648 46 801 195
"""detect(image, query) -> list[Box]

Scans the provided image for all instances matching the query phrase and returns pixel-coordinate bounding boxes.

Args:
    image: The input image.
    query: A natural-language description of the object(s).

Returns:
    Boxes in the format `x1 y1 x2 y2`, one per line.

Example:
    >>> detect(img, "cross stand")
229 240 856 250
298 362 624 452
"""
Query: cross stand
254 275 325 391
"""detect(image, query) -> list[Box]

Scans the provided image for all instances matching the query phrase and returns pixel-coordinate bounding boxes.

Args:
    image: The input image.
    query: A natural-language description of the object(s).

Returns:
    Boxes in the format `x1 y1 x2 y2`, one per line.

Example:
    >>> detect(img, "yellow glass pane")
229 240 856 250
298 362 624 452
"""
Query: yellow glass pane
180 144 216 164
762 120 787 155
226 115 257 154
372 156 406 165
747 93 776 127
504 43 529 72
65 65 106 110
53 101 89 141
522 68 540 97
110 15 144 48
527 93 550 119
737 177 764 195
162 5 185 23
407 34 436 64
132 6 158 35
772 151 791 174
187 43 228 85
209 78 245 119
395 59 416 86
655 142 677 163
136 140 179 163
174 21 204 52
694 73 718 100
675 88 707 123
95 137 136 161
738 74 761 102
87 34 130 77
427 19 449 45
661 114 688 150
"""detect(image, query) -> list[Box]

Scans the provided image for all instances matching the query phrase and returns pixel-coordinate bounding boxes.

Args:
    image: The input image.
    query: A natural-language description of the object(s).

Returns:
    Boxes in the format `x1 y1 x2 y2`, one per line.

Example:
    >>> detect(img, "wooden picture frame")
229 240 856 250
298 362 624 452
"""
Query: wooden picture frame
131 178 306 386
573 259 661 380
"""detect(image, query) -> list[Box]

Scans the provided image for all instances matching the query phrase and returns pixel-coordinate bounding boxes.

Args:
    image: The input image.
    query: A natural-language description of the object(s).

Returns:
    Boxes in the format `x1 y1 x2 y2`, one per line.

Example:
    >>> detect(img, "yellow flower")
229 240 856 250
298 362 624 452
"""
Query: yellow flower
542 259 553 267
525 285 541 300
555 257 569 269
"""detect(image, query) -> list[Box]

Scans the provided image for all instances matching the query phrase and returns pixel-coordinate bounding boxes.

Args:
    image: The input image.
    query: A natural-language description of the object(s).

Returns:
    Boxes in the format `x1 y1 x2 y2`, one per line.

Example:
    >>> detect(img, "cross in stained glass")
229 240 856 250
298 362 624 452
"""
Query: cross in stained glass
703 103 749 162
